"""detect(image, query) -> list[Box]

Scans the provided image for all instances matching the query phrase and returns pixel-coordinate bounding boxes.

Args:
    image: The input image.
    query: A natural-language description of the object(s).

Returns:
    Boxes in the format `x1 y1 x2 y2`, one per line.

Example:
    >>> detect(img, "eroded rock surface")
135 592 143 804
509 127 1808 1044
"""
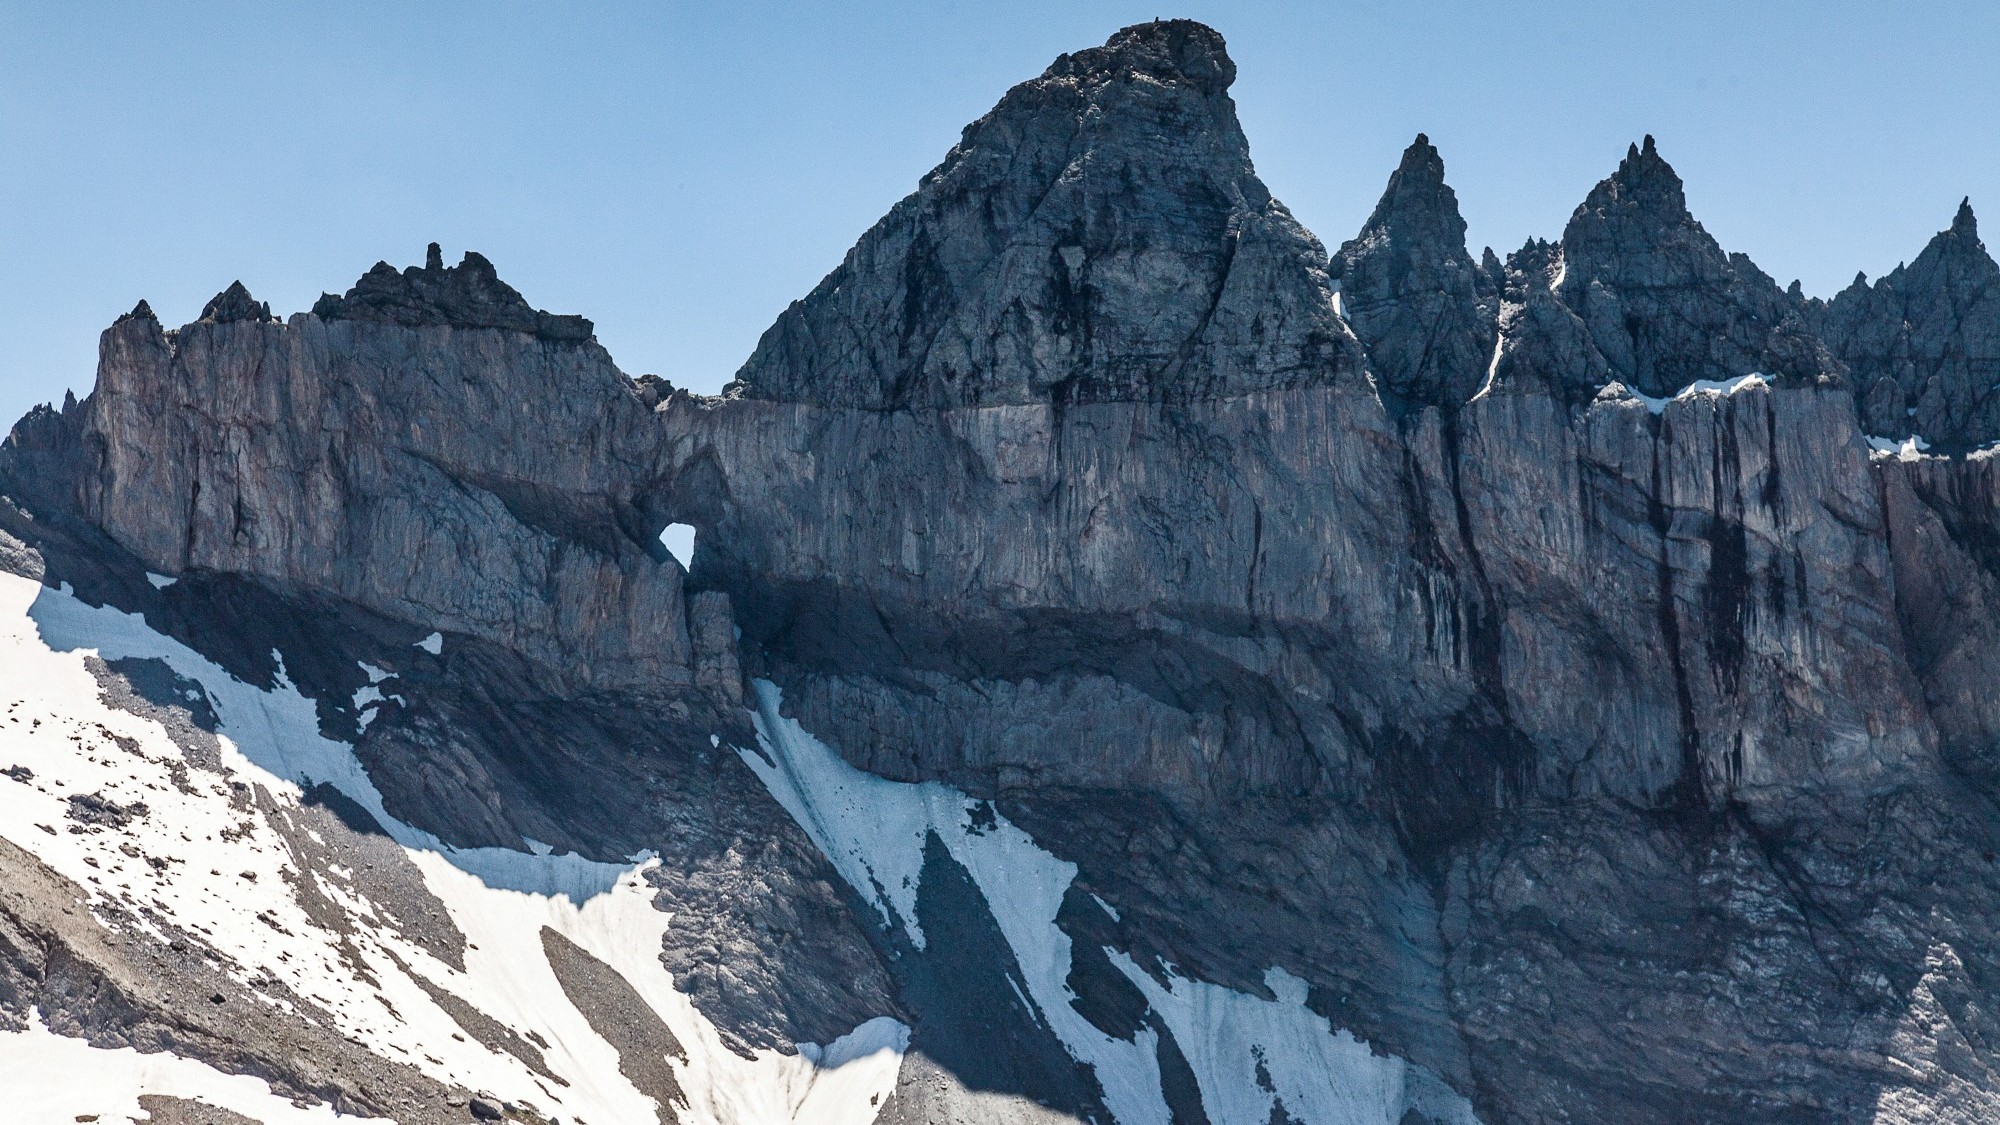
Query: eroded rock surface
1819 200 2000 450
5 16 2000 1125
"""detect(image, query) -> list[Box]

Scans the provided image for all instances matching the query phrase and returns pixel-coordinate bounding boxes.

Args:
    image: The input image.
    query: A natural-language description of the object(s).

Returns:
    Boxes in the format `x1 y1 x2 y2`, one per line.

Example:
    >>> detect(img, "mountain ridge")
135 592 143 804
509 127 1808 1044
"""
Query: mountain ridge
4 18 2000 1125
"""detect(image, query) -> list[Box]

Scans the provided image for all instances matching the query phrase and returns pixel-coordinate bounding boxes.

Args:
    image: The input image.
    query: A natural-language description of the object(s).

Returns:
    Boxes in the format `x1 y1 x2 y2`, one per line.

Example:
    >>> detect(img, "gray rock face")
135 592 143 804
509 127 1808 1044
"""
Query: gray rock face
1557 136 1840 396
731 18 1362 408
199 280 272 324
8 17 2000 1125
1331 134 1496 411
1819 200 2000 450
51 276 693 693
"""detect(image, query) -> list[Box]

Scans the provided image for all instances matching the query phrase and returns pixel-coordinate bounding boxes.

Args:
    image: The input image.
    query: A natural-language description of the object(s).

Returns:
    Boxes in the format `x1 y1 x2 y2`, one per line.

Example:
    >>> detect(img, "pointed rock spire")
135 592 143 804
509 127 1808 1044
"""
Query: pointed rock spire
200 280 273 324
1332 133 1495 411
1597 134 1688 217
115 299 158 325
731 20 1358 408
1821 196 2000 450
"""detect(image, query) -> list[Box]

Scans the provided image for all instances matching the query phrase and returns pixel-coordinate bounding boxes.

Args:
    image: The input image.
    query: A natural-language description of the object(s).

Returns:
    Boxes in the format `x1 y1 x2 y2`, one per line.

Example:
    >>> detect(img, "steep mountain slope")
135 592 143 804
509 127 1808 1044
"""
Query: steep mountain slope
5 17 2000 1125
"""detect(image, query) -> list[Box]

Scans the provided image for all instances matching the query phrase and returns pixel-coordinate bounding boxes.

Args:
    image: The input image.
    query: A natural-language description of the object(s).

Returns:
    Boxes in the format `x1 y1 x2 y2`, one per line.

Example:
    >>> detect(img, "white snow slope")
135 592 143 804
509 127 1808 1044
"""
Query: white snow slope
0 571 905 1125
744 680 1482 1125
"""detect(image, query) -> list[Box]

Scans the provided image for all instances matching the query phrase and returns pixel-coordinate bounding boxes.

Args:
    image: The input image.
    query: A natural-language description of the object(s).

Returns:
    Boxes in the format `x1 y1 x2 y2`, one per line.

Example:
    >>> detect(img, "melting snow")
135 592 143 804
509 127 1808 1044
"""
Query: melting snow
1867 433 1935 460
1622 372 1769 415
743 680 1480 1125
351 662 404 735
0 573 904 1124
0 1009 391 1124
1112 962 1478 1125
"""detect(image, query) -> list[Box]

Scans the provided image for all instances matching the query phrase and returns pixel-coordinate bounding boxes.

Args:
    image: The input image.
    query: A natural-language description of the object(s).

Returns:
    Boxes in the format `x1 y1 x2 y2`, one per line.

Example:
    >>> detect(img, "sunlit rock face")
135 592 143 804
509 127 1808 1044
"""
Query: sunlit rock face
7 17 2000 1125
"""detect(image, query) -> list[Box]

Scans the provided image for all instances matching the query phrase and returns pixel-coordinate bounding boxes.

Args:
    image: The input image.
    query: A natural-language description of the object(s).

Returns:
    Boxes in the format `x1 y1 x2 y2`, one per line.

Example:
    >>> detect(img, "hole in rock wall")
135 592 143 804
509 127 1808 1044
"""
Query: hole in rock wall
659 523 697 570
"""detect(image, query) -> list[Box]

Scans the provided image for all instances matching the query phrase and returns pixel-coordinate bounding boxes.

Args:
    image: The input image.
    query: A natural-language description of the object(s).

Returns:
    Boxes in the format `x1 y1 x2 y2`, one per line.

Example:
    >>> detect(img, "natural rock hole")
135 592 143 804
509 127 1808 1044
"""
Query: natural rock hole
658 523 696 570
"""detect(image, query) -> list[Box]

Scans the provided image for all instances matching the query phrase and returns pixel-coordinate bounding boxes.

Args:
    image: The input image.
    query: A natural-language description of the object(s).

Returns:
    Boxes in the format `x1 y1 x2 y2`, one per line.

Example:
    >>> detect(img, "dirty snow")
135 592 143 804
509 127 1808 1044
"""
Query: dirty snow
0 573 904 1124
743 680 1478 1125
0 1008 391 1125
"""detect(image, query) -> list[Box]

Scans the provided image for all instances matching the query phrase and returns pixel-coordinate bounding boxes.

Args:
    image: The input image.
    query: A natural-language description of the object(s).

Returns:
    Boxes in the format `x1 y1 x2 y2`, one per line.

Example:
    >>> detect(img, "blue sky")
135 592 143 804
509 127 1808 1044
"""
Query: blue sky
4 2 1996 426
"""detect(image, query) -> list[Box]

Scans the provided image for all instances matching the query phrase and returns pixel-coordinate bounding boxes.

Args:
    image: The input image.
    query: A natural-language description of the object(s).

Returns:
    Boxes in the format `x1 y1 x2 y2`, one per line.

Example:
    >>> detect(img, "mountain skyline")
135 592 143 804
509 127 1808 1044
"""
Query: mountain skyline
4 2 1997 426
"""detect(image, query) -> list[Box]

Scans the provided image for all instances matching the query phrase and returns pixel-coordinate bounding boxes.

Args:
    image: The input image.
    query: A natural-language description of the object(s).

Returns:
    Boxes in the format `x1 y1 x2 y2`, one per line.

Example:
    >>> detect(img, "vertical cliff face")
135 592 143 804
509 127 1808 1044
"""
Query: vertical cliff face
7 17 2000 1125
49 255 716 694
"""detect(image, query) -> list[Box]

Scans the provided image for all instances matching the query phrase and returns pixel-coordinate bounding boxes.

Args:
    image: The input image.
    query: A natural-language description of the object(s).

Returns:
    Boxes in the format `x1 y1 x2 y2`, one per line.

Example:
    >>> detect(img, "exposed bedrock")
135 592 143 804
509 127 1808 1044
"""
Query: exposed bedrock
13 260 711 696
7 15 2000 1125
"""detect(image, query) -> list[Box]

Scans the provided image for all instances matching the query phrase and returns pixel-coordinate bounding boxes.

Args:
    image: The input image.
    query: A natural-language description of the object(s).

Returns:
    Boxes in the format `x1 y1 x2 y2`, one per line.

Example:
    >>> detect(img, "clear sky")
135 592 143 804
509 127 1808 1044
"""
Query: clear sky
4 1 1997 427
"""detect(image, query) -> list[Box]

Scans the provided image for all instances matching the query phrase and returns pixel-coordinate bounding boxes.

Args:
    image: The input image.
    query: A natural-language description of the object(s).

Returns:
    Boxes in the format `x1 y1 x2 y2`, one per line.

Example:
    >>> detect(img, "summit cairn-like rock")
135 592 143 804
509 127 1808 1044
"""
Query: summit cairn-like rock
1332 134 1496 411
312 244 594 342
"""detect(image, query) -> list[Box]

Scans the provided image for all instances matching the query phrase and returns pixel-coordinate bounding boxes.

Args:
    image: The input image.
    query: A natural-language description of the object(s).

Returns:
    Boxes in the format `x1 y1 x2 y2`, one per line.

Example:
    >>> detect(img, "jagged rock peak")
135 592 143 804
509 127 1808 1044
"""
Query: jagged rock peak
730 18 1357 408
199 280 272 324
1821 193 2000 449
1358 133 1455 234
1582 133 1690 228
311 246 593 343
114 299 157 324
1043 18 1235 95
1333 132 1494 410
1556 135 1837 396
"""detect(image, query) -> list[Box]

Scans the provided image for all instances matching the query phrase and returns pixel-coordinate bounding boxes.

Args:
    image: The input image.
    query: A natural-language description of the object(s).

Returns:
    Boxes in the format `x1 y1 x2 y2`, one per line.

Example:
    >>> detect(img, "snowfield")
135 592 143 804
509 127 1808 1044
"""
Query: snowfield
744 681 1481 1125
0 571 905 1125
0 564 1481 1125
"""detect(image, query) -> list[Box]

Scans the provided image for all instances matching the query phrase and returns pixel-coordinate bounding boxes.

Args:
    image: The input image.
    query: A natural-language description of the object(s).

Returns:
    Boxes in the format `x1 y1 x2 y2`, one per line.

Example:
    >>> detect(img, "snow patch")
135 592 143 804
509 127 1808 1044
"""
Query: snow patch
1620 372 1769 415
351 663 404 735
747 681 1169 1125
1867 433 1934 461
415 632 443 655
1111 961 1479 1125
743 680 1479 1125
145 571 176 589
0 1009 391 1125
1 575 904 1124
